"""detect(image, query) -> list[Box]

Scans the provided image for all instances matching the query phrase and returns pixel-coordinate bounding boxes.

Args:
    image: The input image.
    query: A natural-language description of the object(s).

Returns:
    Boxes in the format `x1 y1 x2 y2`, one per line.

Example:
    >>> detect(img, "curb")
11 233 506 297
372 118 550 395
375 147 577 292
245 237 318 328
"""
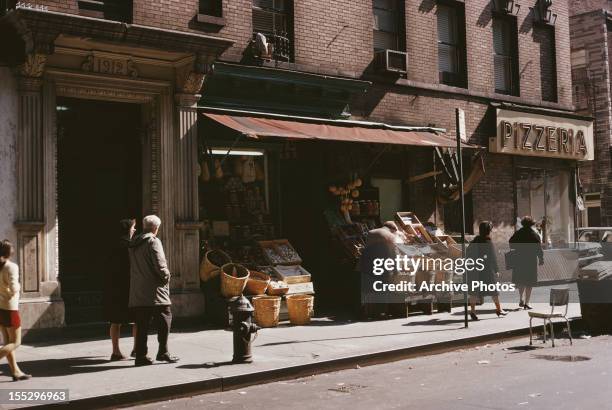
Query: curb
32 318 583 410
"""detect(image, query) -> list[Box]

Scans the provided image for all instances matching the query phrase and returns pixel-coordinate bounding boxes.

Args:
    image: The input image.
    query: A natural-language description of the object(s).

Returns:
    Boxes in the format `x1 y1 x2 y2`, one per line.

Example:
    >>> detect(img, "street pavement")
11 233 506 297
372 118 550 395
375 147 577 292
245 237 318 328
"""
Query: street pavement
0 300 582 408
132 333 609 410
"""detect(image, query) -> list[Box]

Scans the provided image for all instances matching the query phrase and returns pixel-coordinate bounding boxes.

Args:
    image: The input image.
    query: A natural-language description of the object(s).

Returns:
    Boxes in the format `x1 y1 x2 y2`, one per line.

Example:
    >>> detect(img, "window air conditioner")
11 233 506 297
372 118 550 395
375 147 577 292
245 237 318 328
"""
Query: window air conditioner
374 49 408 74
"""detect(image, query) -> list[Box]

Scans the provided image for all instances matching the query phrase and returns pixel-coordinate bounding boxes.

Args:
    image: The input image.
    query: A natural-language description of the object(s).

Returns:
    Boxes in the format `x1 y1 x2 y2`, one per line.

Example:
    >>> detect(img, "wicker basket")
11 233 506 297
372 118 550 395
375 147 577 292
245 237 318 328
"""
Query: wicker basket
245 271 271 296
200 250 231 282
253 296 281 328
220 263 250 298
286 294 314 325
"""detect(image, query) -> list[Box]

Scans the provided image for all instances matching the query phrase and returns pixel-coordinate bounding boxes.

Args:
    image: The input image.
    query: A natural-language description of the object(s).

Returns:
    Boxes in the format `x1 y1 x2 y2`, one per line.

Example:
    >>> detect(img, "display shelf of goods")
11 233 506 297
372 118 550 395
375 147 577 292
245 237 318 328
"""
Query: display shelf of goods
272 264 312 284
258 239 302 265
433 235 462 258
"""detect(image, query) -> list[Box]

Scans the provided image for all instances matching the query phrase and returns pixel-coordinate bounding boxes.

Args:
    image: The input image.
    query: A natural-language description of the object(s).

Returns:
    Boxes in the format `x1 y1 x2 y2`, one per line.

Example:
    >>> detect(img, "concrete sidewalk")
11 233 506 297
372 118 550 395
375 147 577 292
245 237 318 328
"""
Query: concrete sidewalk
3 303 581 409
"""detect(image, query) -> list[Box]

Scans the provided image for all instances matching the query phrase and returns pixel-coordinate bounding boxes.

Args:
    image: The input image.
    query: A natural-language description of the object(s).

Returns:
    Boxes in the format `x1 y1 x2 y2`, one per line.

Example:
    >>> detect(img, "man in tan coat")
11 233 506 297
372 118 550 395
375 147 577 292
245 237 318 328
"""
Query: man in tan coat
129 215 178 366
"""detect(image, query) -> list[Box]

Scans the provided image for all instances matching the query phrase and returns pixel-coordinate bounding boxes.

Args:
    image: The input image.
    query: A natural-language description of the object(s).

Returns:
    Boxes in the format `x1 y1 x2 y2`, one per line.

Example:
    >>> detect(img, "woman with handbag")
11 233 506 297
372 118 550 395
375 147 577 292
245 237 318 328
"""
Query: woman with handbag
0 240 31 381
509 216 544 309
466 221 507 321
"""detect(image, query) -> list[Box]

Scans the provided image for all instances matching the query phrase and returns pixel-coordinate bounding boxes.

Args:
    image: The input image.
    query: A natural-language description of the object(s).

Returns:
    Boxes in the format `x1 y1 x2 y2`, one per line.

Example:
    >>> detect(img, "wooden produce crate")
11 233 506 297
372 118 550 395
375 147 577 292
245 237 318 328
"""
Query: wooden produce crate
395 212 434 244
434 235 462 258
272 265 312 284
259 239 302 265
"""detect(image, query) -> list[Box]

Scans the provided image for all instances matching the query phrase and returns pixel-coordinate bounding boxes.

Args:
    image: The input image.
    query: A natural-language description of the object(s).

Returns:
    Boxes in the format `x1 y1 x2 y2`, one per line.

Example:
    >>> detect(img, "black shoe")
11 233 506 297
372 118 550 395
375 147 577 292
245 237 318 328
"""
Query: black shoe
496 310 508 317
519 301 525 308
156 353 179 363
135 357 154 367
110 353 126 361
469 312 479 321
12 374 32 381
523 304 533 310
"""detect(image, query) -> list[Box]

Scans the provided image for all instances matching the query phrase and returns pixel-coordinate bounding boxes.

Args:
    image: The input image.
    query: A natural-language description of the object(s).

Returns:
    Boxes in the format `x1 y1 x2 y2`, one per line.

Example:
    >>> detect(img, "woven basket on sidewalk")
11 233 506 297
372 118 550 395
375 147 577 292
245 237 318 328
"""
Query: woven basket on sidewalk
200 250 231 282
245 271 271 296
220 263 250 298
252 296 281 328
286 294 314 325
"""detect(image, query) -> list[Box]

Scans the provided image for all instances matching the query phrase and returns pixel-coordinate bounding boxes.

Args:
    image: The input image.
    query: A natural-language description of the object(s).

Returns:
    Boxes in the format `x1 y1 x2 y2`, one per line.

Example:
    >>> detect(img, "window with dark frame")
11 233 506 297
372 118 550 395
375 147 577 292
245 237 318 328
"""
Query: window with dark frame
252 0 293 62
373 0 403 51
437 2 467 88
199 0 222 17
493 16 519 96
77 0 133 23
538 25 558 102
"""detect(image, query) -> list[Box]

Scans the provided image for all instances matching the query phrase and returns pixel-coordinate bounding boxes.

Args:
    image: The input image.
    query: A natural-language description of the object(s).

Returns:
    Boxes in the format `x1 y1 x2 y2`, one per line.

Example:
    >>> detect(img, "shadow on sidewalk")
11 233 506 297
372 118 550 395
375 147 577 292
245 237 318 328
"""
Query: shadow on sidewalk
4 356 131 378
177 360 237 369
256 327 464 347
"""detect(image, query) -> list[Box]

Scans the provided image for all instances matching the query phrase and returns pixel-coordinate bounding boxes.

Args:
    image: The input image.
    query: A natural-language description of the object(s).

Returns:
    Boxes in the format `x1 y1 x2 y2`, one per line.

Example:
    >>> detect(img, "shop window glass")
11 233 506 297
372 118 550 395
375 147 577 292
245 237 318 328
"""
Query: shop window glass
516 168 574 246
199 148 275 256
371 178 402 223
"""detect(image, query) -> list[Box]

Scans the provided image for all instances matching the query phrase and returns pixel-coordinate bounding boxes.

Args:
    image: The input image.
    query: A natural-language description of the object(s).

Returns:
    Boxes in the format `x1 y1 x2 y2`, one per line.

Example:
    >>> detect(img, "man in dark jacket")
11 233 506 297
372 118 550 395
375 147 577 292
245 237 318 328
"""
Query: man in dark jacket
129 215 178 366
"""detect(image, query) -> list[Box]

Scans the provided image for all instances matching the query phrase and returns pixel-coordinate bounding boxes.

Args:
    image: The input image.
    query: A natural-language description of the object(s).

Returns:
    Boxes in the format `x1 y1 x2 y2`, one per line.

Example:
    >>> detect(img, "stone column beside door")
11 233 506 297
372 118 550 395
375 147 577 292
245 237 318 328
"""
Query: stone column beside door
14 51 65 331
170 59 208 317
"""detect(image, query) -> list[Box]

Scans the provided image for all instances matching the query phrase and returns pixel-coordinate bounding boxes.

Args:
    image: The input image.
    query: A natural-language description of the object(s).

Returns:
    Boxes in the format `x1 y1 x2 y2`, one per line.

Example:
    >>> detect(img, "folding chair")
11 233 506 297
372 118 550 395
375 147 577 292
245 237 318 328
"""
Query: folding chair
528 288 572 347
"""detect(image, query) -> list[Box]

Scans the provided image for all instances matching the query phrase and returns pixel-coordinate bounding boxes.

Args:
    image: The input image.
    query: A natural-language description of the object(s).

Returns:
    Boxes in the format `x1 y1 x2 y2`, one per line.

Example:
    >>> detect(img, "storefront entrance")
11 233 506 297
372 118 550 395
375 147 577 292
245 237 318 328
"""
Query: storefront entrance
57 98 142 324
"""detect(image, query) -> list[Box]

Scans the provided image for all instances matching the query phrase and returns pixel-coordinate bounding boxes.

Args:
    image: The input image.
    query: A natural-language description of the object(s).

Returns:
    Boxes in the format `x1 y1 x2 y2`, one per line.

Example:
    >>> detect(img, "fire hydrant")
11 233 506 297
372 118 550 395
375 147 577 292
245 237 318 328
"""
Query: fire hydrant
229 295 260 363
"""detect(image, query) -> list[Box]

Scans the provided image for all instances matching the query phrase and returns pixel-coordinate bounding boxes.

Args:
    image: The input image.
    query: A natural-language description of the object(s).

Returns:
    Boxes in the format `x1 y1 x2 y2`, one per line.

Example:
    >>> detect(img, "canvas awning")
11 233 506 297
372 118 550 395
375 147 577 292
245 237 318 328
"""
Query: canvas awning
202 112 473 148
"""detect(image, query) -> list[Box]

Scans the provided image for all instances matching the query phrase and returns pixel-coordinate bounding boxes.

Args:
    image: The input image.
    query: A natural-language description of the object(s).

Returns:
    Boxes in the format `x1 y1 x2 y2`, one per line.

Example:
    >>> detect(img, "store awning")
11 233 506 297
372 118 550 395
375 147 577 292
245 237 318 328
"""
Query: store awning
202 112 473 148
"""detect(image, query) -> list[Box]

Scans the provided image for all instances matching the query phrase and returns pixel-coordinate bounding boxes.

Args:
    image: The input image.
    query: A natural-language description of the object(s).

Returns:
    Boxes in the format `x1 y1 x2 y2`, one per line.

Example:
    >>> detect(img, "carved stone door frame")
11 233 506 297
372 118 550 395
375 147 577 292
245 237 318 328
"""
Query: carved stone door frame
42 69 176 291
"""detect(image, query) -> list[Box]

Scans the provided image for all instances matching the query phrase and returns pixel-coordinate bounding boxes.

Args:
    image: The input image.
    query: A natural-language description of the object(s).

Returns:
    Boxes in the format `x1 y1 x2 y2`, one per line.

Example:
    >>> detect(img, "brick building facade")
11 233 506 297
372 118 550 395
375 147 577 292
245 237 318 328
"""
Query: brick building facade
569 0 612 227
0 0 594 329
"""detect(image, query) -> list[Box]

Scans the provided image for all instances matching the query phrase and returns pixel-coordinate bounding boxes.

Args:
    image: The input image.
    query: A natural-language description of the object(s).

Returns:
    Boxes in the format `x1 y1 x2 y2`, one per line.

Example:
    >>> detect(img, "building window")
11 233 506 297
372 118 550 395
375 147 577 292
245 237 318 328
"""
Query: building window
536 25 557 102
252 0 293 61
492 17 519 95
77 0 133 23
199 0 222 17
373 0 404 51
437 2 467 88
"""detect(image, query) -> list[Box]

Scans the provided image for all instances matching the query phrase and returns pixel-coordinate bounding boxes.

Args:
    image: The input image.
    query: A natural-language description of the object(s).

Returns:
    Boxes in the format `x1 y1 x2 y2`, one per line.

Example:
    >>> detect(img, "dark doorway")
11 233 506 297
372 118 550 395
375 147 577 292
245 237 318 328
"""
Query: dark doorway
57 98 142 325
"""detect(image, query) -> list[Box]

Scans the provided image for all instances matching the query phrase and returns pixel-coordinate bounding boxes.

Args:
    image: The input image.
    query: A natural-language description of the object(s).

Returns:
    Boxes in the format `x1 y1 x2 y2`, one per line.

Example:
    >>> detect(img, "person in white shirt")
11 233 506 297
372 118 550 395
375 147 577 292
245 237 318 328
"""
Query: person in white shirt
0 240 31 381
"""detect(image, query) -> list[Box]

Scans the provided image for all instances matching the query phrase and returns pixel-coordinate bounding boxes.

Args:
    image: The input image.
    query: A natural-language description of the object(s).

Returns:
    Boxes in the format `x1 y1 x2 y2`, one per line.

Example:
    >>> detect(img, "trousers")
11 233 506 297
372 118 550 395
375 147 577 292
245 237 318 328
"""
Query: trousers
132 305 172 358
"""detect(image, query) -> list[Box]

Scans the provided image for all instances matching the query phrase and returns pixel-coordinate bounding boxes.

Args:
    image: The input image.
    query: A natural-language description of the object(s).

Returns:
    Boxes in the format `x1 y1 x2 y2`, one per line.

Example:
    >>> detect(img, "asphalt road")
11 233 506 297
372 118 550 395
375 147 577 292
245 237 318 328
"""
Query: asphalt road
132 333 611 410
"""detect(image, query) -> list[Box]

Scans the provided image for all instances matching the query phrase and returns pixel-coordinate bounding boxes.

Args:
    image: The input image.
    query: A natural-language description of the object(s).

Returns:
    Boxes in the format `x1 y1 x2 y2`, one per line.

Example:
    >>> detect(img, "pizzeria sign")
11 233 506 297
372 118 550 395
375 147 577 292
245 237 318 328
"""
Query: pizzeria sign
489 109 594 161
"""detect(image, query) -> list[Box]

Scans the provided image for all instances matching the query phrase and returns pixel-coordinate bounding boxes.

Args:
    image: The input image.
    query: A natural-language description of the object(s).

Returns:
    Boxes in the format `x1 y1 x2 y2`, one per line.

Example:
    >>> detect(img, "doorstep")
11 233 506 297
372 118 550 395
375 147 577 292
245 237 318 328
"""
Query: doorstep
8 303 581 410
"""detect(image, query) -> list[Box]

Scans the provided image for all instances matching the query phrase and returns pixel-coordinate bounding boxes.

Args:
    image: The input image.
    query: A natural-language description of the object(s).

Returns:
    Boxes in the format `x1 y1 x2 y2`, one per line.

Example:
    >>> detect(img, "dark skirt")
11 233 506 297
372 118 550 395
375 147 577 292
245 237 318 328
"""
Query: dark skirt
0 309 21 328
512 268 538 287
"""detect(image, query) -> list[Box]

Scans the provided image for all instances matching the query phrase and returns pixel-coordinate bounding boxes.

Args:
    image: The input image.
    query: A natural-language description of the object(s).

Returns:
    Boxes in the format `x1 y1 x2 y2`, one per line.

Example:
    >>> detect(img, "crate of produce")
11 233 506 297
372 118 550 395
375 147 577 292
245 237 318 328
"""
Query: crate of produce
272 264 311 284
258 239 302 265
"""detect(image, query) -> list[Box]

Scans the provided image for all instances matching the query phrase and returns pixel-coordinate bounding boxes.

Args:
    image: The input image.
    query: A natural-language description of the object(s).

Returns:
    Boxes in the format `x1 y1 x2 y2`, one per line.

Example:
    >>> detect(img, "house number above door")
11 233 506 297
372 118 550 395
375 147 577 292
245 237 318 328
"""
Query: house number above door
81 54 138 78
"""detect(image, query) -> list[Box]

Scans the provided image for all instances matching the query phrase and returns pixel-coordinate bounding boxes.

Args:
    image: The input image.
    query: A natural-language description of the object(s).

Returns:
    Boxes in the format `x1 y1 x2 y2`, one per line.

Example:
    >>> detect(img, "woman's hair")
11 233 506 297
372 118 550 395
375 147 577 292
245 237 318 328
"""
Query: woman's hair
0 240 14 270
478 221 493 238
119 219 136 236
521 216 535 227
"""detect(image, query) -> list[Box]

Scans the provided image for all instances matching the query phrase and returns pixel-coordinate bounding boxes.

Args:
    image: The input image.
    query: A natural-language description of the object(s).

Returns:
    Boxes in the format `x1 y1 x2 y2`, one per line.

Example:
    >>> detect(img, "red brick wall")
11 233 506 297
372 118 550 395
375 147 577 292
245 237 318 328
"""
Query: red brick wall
570 9 612 225
32 0 578 231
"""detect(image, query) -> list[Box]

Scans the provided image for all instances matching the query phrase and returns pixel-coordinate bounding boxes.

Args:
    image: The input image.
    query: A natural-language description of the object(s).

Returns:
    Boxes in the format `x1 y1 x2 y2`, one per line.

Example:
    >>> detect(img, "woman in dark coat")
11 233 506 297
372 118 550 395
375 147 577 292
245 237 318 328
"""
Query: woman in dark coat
105 219 137 361
466 221 507 321
509 216 544 310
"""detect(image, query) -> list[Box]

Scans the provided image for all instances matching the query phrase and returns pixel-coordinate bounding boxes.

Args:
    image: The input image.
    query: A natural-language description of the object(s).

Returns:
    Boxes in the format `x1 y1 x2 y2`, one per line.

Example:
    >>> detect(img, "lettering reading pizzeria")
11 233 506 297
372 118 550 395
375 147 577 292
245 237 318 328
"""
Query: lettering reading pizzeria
489 108 594 161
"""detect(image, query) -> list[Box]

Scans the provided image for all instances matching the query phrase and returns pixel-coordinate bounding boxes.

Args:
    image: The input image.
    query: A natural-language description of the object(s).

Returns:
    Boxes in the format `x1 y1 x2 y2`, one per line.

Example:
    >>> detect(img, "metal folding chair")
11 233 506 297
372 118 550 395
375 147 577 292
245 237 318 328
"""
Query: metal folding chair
528 288 572 347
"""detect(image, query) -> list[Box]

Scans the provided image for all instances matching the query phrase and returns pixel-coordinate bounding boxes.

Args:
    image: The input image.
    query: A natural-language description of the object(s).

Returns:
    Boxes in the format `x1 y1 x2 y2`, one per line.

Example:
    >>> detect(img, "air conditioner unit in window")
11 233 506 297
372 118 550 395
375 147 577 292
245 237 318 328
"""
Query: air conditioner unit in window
375 50 408 74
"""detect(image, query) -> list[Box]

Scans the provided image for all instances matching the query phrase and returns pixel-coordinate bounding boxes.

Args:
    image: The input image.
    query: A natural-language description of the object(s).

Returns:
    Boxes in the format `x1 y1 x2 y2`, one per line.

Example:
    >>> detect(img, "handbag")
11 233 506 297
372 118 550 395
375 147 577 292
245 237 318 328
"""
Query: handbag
504 250 516 270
